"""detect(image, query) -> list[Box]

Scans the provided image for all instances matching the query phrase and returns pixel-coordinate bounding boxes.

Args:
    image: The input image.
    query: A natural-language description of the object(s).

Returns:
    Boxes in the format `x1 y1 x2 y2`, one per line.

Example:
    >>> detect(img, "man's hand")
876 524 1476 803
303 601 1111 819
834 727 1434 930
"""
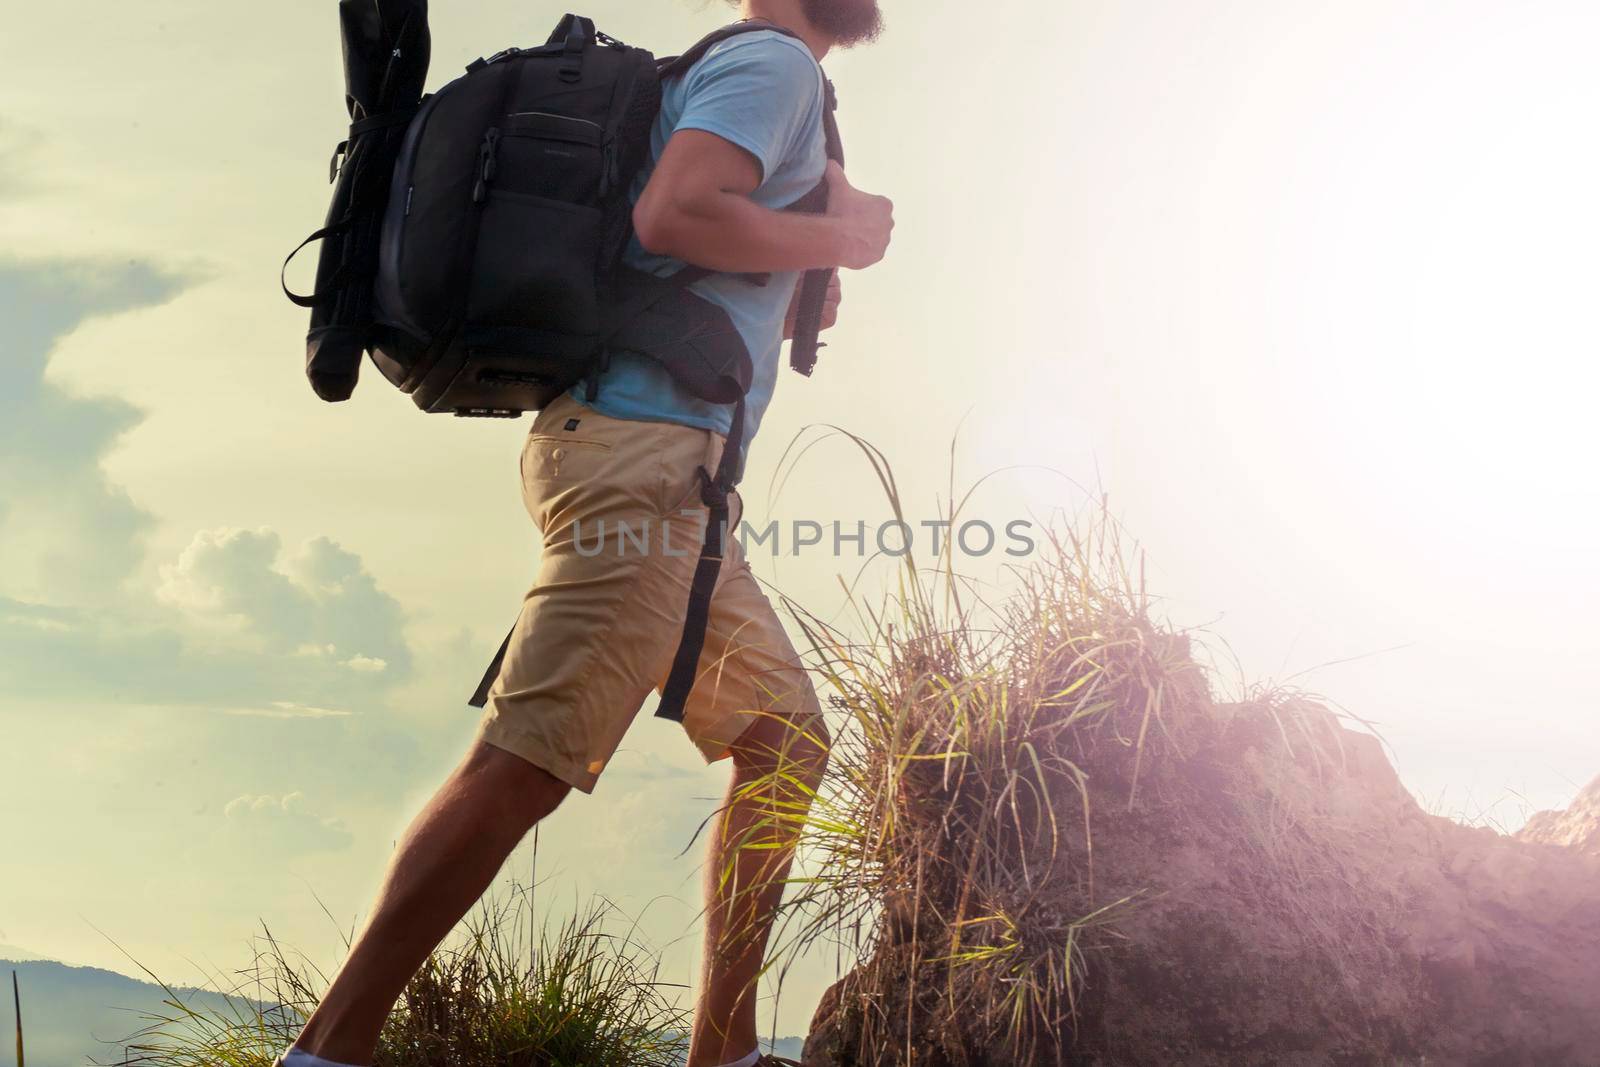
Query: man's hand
783 272 843 341
823 161 894 270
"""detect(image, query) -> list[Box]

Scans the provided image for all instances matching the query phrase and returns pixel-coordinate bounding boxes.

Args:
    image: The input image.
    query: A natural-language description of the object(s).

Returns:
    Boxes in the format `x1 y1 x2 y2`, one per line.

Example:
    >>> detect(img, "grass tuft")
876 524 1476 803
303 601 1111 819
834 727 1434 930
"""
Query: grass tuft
759 430 1212 1064
104 890 687 1067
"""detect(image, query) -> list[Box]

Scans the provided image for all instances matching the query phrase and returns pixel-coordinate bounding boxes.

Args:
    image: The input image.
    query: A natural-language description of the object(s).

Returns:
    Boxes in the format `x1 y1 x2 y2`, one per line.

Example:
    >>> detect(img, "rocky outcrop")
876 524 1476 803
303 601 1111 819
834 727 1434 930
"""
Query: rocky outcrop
1519 775 1600 857
805 698 1600 1066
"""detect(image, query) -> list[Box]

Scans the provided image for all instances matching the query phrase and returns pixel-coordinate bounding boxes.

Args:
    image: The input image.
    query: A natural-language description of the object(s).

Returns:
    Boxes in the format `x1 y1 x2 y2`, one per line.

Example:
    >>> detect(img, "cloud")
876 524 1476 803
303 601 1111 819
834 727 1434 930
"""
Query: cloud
158 527 410 678
224 701 353 720
0 260 413 712
0 259 185 604
0 120 46 197
0 528 410 708
223 791 352 854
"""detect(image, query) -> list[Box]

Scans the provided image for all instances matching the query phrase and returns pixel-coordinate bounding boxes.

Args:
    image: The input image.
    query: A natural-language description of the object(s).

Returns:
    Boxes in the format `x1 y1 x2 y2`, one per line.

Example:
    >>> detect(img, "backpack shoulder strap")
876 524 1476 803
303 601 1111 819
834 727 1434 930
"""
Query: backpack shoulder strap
658 19 804 80
656 19 843 377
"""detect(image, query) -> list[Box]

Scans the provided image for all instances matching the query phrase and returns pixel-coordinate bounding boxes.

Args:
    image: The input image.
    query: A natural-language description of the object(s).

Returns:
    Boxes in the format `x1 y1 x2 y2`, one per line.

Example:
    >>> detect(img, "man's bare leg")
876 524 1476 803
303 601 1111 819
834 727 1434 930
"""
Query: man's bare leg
291 741 571 1065
687 711 830 1067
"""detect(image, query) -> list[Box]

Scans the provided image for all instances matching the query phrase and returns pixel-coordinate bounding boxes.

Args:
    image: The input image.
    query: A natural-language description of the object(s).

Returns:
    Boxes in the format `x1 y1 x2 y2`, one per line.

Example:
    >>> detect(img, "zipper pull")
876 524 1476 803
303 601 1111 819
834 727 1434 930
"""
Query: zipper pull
484 128 501 183
473 127 501 203
600 139 619 198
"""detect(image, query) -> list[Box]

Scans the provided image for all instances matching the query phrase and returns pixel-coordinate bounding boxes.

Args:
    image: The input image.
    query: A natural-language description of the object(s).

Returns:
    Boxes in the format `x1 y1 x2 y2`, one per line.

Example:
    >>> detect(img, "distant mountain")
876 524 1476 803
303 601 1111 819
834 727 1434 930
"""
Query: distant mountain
0 944 52 962
3 958 249 1067
766 1034 806 1059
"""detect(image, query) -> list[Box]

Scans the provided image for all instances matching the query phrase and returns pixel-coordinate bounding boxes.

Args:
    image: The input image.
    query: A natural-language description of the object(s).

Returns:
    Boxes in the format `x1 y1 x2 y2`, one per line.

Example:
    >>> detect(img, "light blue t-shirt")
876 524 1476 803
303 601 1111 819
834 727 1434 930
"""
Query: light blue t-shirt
572 29 827 459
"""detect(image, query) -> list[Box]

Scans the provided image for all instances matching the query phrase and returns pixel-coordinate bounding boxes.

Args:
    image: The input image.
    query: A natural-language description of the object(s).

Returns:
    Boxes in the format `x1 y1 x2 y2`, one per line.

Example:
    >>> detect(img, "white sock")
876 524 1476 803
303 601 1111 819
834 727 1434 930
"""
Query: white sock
715 1051 761 1067
281 1048 366 1067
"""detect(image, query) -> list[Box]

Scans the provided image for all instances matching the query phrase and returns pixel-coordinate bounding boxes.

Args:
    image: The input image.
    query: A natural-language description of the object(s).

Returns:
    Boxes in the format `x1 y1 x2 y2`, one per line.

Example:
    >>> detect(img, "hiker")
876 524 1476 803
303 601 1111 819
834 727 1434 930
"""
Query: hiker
278 1 892 1065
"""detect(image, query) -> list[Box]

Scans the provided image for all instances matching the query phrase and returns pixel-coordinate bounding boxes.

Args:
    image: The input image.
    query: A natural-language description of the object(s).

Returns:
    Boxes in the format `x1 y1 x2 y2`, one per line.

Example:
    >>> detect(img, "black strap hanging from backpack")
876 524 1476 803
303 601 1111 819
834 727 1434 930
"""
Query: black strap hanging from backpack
788 76 842 379
655 392 746 718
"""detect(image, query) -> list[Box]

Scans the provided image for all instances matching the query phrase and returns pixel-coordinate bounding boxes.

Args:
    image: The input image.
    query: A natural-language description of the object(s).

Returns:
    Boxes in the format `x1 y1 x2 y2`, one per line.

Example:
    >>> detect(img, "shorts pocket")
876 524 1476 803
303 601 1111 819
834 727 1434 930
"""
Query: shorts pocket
524 434 614 485
522 433 615 529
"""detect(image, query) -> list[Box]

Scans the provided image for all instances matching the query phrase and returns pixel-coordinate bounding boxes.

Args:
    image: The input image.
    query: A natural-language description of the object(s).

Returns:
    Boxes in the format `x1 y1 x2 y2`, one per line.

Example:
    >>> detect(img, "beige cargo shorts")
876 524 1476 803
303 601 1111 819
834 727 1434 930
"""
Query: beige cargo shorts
474 390 821 793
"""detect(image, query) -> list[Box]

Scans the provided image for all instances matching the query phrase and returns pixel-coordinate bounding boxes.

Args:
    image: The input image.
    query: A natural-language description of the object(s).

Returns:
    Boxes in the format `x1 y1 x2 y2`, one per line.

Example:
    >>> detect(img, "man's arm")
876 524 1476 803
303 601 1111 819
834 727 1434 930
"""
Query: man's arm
633 133 893 274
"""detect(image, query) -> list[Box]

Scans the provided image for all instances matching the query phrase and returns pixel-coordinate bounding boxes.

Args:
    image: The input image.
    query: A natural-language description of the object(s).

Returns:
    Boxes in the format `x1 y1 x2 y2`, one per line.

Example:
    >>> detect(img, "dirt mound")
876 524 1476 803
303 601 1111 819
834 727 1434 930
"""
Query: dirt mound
804 688 1600 1066
1519 775 1600 857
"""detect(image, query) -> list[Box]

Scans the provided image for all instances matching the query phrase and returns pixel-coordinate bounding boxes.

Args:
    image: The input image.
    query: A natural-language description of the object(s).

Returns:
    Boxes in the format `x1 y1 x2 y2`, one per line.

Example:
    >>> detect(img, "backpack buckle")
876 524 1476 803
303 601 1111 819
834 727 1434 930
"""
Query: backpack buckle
328 140 349 184
696 465 730 509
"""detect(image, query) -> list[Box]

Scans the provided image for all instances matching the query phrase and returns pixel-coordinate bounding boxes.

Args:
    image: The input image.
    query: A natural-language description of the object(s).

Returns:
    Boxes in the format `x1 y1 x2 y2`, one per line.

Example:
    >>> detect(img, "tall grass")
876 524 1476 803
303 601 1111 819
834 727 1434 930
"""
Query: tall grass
106 889 688 1067
756 430 1210 1064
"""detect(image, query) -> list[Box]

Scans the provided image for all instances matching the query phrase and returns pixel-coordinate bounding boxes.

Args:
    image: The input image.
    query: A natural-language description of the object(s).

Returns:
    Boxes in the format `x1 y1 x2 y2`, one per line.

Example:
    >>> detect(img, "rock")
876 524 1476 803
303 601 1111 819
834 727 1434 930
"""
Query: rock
1518 775 1600 856
804 697 1600 1066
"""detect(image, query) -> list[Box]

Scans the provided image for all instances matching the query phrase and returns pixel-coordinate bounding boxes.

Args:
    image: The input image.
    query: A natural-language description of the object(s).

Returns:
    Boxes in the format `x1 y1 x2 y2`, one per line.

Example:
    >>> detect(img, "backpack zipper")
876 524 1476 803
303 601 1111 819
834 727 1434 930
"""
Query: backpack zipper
472 127 502 203
376 81 458 341
482 46 524 67
601 139 619 199
505 110 604 135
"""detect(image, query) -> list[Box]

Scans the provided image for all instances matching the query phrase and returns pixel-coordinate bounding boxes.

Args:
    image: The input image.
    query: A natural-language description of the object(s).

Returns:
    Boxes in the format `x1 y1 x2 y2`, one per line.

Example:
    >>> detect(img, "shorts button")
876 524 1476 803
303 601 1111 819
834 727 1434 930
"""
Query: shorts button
552 448 565 461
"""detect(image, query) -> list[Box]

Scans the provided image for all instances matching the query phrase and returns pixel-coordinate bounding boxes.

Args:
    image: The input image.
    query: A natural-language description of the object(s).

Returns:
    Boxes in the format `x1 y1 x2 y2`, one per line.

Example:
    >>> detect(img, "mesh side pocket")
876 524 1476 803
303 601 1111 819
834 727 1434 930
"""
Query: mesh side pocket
598 58 663 275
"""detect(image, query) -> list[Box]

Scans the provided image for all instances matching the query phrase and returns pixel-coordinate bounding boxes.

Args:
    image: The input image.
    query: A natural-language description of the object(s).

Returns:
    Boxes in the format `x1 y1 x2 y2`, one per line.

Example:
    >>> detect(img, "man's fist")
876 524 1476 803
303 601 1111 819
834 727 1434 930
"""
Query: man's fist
825 161 894 270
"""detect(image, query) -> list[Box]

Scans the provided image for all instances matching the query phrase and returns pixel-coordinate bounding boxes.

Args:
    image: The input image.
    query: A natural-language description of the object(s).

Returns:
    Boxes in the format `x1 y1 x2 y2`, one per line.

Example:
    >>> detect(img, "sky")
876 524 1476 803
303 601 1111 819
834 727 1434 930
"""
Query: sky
3 0 1599 1042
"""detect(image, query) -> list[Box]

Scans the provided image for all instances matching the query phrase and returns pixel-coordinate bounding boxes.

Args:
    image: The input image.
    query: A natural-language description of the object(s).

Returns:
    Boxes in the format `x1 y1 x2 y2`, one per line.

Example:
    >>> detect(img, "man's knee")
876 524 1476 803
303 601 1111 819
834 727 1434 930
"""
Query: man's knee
731 701 831 779
459 740 572 828
799 709 832 772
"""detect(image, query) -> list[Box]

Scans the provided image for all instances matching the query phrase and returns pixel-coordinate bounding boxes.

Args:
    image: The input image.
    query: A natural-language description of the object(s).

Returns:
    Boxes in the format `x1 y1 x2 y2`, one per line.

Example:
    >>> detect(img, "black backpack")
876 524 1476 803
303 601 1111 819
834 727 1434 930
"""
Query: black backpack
288 13 838 417
285 10 842 722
